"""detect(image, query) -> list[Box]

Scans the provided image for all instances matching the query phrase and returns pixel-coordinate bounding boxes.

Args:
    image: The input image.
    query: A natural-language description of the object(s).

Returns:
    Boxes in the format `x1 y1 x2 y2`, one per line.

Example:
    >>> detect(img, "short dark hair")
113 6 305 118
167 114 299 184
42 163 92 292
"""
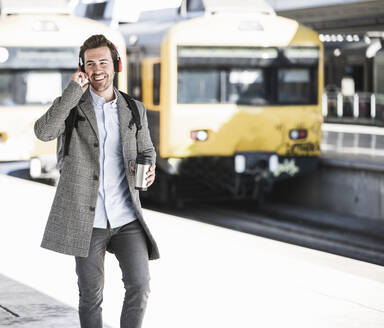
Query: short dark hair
79 34 118 65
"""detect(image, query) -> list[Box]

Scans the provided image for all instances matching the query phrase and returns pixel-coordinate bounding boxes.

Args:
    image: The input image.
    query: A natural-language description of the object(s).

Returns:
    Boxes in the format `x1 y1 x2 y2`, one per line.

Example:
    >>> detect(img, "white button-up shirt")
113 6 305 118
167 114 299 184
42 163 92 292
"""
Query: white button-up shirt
90 89 137 228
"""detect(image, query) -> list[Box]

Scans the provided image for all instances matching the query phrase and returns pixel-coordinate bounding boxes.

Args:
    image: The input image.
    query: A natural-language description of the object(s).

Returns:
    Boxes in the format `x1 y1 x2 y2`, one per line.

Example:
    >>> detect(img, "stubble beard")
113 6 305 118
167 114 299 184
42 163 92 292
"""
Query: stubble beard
90 72 114 93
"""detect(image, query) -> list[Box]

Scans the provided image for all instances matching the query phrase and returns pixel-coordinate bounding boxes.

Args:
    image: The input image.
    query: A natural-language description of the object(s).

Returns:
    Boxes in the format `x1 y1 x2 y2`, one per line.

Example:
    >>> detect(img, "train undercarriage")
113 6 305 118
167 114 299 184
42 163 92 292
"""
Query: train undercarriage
146 153 319 207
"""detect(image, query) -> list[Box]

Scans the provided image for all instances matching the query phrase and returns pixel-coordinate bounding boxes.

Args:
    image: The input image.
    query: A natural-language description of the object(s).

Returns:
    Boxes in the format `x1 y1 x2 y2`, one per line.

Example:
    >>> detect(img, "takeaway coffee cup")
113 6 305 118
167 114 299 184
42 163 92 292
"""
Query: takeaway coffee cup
135 156 152 191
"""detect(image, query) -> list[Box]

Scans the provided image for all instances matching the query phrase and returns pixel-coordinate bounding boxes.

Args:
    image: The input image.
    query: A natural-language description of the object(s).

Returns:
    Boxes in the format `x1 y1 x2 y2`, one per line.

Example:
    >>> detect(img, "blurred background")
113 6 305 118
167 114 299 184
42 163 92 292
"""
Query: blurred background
1 0 384 327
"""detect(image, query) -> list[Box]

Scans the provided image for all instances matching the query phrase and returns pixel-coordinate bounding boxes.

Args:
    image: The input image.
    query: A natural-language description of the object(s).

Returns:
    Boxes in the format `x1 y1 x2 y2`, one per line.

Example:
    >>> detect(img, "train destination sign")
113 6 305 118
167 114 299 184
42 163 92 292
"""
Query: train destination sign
0 46 78 69
178 46 319 67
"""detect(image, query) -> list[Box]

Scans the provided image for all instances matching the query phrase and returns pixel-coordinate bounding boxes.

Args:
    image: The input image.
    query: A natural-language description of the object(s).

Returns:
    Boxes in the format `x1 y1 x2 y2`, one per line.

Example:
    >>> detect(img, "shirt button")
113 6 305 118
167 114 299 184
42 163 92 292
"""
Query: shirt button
93 174 98 181
89 206 95 212
94 142 99 148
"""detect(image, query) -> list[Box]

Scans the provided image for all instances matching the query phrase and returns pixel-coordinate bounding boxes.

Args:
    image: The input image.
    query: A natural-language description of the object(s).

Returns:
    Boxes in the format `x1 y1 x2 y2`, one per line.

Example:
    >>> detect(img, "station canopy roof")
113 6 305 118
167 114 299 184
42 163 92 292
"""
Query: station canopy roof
0 0 73 16
200 0 275 15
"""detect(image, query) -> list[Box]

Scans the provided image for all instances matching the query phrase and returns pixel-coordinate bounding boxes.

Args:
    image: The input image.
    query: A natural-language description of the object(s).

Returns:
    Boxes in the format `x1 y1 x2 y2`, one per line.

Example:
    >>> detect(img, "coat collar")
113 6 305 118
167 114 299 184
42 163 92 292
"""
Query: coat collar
78 87 133 141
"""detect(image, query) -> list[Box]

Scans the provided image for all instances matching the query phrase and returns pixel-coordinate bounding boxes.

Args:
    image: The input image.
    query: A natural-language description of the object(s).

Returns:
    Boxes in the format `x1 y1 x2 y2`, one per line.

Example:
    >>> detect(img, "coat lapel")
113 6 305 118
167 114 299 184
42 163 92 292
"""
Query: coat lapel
78 89 99 140
77 88 133 149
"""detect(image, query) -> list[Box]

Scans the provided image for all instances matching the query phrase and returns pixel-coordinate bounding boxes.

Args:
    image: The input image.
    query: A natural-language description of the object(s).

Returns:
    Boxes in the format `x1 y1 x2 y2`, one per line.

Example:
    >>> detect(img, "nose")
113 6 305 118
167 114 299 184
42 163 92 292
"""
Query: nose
88 63 103 73
96 62 104 70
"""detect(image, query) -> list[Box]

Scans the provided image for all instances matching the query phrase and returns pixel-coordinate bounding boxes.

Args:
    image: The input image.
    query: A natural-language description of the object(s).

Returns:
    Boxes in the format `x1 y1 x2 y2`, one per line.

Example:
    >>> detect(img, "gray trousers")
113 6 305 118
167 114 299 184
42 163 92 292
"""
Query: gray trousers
75 220 150 328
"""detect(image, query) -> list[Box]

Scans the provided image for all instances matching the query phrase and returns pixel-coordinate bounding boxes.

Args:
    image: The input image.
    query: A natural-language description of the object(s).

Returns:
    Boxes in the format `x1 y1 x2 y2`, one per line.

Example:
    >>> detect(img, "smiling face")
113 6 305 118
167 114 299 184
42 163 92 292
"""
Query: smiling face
84 46 115 98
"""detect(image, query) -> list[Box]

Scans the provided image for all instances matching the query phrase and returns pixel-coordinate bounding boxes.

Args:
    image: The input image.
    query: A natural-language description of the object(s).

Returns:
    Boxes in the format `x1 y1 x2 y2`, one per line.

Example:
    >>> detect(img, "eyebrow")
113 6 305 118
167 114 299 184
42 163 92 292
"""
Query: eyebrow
86 58 110 64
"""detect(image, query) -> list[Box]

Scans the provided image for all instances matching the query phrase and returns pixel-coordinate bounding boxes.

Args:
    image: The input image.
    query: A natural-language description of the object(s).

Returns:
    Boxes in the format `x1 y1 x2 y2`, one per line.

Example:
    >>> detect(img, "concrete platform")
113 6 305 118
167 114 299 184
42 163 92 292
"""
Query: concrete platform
0 274 79 327
1 174 384 327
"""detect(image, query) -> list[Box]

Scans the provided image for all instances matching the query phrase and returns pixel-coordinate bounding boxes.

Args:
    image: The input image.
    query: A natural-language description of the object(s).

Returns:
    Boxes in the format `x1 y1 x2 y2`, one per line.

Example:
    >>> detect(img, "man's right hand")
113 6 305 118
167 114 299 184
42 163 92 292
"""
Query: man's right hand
71 71 89 93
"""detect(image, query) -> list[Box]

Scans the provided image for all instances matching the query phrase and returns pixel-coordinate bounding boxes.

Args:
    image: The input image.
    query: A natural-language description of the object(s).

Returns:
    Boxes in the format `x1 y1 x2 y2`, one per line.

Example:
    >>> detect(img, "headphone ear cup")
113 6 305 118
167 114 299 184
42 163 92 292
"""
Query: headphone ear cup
111 42 122 73
113 59 121 73
78 56 85 72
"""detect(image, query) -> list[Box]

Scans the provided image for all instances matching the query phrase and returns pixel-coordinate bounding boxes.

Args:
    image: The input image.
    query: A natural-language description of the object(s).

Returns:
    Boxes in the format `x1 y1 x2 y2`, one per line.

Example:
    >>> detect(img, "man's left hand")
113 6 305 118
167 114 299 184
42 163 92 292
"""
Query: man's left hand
146 164 156 187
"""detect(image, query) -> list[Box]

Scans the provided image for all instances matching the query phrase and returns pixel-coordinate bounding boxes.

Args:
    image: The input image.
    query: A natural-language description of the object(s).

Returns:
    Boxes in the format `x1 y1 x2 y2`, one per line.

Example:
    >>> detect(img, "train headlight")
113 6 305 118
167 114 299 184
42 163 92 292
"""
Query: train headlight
190 130 209 141
289 129 307 140
235 155 246 173
30 157 42 179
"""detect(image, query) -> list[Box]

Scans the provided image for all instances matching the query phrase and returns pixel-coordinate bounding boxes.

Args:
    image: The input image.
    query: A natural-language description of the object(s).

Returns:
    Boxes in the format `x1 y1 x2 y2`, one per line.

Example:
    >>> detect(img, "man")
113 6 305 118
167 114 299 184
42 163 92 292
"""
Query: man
34 34 159 328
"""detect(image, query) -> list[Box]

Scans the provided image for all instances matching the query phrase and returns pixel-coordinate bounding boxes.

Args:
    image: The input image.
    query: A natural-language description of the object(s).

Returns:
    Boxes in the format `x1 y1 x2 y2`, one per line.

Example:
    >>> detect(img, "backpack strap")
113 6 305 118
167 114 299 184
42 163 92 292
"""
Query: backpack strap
118 90 142 134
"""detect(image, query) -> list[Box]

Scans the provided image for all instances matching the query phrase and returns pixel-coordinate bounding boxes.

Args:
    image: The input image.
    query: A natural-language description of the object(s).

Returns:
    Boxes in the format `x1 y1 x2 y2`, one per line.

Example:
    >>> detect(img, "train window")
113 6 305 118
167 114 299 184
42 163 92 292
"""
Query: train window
227 69 267 105
153 63 161 105
177 66 317 105
0 73 13 105
178 69 220 104
277 69 315 104
177 67 267 105
84 2 107 20
0 70 72 105
25 72 62 104
187 0 205 12
128 60 142 100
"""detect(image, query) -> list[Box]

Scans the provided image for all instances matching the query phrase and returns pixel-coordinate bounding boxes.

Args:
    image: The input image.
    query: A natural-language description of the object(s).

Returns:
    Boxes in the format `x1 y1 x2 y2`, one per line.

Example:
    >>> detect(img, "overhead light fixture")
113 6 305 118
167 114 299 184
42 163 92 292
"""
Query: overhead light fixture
346 35 353 42
366 39 383 58
333 48 341 57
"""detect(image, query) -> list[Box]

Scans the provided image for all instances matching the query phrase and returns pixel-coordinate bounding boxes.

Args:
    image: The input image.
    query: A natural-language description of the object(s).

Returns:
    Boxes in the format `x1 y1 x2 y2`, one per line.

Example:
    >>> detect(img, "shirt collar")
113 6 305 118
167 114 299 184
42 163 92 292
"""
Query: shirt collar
90 88 117 108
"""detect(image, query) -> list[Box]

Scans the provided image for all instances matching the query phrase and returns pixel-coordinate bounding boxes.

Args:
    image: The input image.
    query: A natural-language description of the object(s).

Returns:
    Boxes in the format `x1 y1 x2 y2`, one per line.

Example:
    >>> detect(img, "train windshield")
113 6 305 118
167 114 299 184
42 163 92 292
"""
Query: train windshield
277 69 312 104
177 46 319 106
0 70 72 106
178 68 267 105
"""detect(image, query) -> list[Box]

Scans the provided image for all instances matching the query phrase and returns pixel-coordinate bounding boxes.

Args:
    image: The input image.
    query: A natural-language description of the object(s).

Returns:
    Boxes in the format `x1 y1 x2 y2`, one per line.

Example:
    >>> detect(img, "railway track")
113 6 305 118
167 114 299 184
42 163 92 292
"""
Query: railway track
144 200 384 266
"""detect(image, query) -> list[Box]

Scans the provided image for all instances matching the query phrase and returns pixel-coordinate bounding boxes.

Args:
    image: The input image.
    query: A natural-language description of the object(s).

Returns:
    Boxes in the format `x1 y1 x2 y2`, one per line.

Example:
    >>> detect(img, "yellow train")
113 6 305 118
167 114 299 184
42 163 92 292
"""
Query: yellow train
0 3 126 181
120 1 324 203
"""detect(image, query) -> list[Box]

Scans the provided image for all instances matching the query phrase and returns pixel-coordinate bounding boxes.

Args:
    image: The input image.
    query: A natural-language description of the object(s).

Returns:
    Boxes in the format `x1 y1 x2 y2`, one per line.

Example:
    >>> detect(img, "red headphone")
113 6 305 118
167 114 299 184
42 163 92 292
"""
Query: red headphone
79 44 122 73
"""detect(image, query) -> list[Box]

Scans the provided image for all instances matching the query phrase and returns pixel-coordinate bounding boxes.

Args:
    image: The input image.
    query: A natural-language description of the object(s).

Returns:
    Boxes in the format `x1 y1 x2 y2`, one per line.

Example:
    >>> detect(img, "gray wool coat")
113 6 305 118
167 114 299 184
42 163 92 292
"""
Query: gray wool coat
34 81 159 260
